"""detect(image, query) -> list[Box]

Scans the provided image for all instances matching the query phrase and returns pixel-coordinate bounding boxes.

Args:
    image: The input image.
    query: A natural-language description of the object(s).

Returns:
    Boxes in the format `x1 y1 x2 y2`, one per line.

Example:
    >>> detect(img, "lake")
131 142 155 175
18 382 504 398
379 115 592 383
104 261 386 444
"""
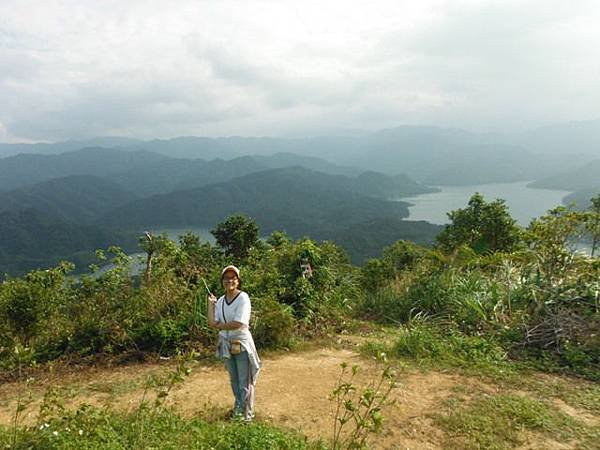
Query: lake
401 181 571 226
90 228 214 277
150 227 215 243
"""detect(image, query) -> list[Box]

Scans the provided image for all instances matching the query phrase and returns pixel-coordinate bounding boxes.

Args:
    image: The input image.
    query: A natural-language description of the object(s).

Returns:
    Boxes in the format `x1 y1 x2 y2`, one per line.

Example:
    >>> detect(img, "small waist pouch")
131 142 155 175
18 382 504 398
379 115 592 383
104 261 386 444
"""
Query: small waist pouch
230 340 242 355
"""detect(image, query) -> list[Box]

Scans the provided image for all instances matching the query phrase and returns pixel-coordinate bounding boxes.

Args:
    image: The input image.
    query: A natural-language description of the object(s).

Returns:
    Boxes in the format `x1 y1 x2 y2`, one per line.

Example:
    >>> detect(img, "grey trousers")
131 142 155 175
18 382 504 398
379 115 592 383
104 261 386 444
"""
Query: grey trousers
224 350 255 419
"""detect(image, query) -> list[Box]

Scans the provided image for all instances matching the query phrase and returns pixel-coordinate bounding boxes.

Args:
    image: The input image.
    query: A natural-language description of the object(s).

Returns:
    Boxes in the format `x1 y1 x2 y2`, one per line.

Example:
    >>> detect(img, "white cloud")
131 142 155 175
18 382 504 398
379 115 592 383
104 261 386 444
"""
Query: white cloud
0 0 599 141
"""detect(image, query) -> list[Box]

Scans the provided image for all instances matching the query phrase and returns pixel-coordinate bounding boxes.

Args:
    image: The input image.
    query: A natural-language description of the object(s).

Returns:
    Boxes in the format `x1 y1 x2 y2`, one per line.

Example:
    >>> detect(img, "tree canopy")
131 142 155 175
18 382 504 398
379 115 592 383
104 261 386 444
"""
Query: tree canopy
211 214 260 261
436 193 522 254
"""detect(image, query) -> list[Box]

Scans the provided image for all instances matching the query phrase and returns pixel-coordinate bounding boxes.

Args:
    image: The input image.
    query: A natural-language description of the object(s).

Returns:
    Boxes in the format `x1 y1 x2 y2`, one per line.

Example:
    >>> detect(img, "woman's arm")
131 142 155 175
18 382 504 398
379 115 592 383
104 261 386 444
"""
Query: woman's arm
217 321 245 330
207 294 244 330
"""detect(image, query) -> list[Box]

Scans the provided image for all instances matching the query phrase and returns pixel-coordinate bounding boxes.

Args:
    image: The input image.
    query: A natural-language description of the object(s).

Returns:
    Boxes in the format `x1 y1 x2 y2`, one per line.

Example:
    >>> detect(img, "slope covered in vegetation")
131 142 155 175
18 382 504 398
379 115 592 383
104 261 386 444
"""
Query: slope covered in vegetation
1 195 598 448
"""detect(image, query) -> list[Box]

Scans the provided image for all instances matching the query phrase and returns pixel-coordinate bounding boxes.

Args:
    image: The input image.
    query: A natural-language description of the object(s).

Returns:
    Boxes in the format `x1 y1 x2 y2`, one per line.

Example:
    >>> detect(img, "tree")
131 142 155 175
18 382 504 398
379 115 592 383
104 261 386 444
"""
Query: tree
211 214 260 260
437 193 522 254
585 193 600 257
526 206 586 283
266 230 290 249
138 232 170 284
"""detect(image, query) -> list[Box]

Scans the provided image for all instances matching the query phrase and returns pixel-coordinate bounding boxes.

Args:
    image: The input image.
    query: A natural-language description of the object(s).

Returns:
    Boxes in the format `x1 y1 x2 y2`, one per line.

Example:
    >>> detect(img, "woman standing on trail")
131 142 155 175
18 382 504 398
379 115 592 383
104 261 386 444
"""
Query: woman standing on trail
208 265 261 422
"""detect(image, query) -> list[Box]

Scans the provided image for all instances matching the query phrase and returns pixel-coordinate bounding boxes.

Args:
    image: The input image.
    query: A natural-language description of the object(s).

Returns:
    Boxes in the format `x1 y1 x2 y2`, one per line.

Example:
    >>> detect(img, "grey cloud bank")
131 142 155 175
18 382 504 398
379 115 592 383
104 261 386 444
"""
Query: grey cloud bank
0 0 599 143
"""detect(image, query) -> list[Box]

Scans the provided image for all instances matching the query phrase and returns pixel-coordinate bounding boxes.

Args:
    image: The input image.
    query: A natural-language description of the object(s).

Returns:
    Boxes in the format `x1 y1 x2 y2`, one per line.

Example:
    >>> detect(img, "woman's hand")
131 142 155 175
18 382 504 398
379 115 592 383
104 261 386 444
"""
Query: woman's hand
207 294 218 327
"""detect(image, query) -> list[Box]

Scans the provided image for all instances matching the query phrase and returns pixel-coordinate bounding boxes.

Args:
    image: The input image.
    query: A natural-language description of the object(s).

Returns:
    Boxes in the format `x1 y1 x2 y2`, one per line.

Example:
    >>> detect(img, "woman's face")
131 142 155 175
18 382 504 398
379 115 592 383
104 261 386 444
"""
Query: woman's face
222 271 239 291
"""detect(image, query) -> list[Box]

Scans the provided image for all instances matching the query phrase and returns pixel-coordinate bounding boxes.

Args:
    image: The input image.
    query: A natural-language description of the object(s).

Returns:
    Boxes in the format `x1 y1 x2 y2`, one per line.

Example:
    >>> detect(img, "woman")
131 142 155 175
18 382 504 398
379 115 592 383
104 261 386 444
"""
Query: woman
208 265 261 421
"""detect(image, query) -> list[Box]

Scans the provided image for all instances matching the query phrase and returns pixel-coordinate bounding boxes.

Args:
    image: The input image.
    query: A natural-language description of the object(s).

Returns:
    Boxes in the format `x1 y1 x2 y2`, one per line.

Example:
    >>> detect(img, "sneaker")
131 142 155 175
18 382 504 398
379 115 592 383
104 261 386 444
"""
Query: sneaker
228 409 243 420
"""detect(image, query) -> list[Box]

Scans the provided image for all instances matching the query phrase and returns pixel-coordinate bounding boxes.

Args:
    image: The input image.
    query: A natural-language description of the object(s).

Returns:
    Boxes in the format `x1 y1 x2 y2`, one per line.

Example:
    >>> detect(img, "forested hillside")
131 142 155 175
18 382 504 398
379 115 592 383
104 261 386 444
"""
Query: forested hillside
0 209 138 275
104 155 268 196
0 147 440 275
321 217 443 262
0 175 137 223
100 166 413 234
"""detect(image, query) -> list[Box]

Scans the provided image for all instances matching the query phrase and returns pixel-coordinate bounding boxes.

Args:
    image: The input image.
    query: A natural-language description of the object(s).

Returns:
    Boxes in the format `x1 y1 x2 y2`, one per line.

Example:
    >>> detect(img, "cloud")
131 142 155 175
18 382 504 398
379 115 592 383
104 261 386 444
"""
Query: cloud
367 0 600 129
0 0 599 141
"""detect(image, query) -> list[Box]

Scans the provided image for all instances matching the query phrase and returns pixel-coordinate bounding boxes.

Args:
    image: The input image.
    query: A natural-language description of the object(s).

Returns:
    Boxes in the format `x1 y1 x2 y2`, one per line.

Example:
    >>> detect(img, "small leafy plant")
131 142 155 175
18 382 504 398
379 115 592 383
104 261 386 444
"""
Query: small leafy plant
330 353 397 449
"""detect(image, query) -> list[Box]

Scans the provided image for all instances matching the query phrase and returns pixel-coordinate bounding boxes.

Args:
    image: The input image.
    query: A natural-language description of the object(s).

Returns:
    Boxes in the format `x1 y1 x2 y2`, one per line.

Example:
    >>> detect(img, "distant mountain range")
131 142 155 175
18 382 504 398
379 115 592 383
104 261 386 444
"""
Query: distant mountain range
527 159 600 210
2 120 599 185
0 147 169 191
0 147 434 197
528 160 600 191
4 120 597 274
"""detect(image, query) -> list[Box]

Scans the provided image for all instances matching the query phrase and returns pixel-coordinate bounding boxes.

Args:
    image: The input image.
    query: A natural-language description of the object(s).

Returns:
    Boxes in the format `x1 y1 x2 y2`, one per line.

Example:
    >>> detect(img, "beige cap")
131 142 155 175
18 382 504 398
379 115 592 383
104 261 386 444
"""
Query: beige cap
221 265 240 279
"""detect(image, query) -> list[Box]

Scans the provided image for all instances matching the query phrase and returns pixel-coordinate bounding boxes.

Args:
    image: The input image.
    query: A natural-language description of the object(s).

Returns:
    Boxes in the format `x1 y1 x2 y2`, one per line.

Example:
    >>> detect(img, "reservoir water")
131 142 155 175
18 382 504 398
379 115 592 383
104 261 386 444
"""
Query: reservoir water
151 227 214 243
402 181 571 226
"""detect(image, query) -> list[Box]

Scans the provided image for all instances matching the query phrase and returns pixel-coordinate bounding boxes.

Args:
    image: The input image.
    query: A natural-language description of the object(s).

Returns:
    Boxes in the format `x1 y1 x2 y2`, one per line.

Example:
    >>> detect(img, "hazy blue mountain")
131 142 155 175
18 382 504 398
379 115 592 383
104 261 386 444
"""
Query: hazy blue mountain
130 136 292 160
421 146 590 185
0 145 430 198
356 137 590 184
0 208 138 277
250 152 359 176
0 175 138 223
528 160 600 191
100 167 412 236
104 155 267 196
106 152 366 197
104 153 364 196
344 127 509 178
0 137 143 158
0 147 168 191
119 126 597 183
563 188 600 210
350 171 438 197
515 119 600 156
4 120 598 185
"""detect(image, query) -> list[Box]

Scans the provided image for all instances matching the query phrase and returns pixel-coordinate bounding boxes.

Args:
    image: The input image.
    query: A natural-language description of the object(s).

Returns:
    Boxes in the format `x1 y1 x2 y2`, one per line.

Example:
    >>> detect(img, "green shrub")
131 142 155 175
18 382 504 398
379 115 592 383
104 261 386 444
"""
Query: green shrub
356 286 412 323
362 324 512 376
133 318 190 353
0 263 72 345
561 339 600 381
67 320 113 356
252 296 296 349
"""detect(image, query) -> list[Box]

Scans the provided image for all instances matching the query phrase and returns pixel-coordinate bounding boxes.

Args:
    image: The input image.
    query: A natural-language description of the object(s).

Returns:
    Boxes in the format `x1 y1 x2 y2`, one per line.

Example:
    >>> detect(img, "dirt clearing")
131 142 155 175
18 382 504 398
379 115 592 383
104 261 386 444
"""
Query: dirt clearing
0 346 596 449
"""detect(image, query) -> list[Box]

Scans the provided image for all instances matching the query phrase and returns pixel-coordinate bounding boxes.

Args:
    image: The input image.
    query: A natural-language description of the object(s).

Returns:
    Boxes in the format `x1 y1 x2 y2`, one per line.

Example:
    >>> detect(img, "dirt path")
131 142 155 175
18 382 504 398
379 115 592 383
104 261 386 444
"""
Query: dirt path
0 347 595 449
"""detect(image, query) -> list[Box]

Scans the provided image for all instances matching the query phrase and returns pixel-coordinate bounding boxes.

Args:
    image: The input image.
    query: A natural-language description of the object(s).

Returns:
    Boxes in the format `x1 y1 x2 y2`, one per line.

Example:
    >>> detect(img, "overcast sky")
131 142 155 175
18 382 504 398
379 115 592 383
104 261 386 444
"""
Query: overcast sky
1 0 599 142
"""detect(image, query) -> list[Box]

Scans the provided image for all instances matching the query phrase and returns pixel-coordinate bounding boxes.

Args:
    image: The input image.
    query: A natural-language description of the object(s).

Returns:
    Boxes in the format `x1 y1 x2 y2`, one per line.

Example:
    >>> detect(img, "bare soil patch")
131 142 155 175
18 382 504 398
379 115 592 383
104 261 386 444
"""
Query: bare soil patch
0 346 596 449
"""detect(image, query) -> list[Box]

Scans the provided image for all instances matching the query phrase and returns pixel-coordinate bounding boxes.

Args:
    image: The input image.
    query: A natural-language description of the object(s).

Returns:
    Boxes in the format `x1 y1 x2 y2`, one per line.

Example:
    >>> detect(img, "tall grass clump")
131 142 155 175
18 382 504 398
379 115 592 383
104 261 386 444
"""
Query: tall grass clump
361 323 514 377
